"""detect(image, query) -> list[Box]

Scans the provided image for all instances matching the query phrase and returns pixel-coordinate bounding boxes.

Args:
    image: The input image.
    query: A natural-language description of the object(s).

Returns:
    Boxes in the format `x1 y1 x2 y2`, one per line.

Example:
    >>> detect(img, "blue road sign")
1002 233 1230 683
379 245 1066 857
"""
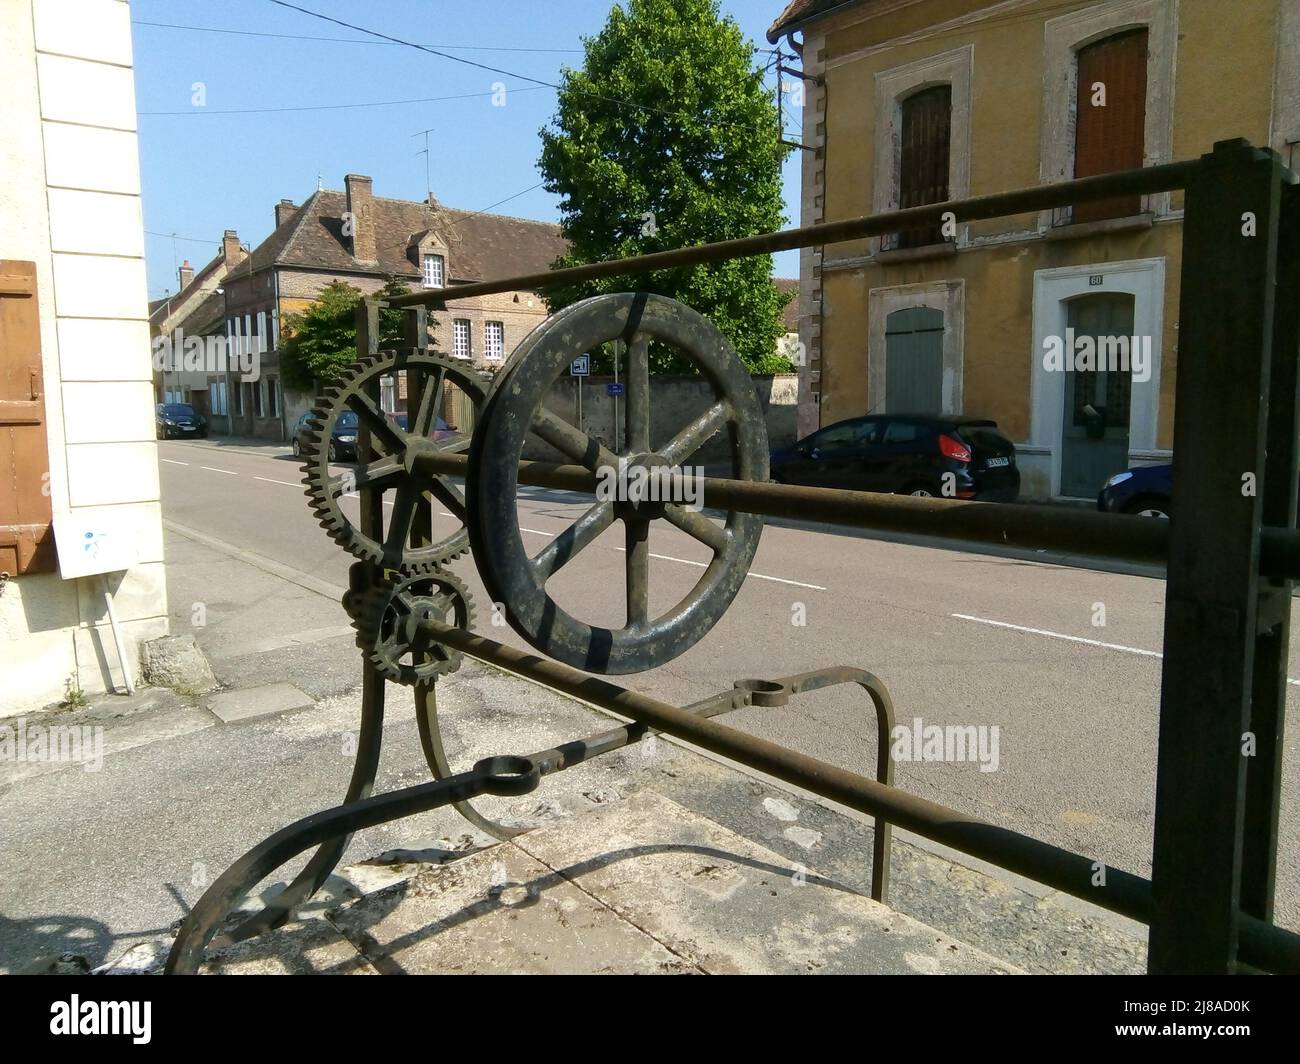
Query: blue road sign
570 354 590 376
606 382 625 397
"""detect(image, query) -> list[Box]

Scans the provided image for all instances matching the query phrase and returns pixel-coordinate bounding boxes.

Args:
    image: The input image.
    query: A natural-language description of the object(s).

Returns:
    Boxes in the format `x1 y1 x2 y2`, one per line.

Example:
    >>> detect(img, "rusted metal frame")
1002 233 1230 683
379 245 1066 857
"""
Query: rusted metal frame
1241 181 1300 927
407 450 1300 579
420 620 1300 973
389 160 1198 310
1149 141 1284 974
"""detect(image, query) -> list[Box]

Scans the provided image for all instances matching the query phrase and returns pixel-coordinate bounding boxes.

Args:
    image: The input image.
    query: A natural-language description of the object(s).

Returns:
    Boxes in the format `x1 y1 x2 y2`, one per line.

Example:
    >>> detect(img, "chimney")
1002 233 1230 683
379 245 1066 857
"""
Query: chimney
178 260 193 290
344 173 376 262
275 198 298 228
222 229 246 265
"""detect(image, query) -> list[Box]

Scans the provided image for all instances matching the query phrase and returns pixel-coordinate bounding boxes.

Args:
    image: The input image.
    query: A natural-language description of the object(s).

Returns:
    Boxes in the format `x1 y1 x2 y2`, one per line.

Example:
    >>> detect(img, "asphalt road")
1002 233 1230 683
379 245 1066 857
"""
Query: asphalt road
157 438 1300 931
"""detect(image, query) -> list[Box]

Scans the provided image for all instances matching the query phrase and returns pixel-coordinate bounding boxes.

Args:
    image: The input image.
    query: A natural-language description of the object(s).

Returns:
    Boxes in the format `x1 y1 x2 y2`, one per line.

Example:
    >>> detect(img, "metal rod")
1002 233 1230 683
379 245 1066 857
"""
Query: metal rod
390 161 1200 309
413 450 1300 577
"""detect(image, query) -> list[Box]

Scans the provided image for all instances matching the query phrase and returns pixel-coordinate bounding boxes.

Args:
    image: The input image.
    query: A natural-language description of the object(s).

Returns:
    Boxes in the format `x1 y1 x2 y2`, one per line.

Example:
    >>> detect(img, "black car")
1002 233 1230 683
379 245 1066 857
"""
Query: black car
770 414 1019 501
1097 463 1173 518
155 403 206 439
292 410 361 462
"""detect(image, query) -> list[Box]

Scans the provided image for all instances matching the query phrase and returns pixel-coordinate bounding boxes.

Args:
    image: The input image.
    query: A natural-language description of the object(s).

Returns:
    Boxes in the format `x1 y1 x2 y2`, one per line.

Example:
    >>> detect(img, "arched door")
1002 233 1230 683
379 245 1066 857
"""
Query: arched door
1060 292 1134 497
884 306 944 414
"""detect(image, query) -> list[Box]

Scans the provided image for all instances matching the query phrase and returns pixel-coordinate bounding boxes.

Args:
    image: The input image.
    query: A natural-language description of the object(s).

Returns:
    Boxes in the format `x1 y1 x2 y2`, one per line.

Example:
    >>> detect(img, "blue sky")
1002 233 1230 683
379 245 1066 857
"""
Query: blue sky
131 0 803 299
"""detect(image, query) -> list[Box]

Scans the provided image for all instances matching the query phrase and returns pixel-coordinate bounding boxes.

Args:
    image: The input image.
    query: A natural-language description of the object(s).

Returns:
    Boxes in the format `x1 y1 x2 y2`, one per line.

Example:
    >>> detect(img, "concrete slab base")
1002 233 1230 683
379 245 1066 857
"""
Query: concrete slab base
205 683 314 724
320 792 1020 975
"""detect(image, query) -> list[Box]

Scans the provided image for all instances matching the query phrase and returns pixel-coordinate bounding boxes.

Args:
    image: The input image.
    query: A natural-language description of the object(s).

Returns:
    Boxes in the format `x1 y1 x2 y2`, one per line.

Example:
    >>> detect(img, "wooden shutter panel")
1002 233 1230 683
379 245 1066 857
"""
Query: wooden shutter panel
1073 29 1148 223
897 85 952 248
0 260 56 575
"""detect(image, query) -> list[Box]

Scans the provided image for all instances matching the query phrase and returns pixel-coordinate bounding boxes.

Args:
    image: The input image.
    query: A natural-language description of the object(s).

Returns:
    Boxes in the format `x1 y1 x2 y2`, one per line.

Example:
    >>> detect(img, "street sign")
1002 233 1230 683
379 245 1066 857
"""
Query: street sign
606 381 625 397
570 354 590 376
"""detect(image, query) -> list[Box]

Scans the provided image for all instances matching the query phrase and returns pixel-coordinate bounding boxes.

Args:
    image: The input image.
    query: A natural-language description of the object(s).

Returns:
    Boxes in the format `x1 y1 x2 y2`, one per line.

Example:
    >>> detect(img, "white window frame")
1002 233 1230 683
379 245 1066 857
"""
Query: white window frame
453 318 472 359
872 45 973 253
1039 0 1178 227
484 320 505 361
422 253 445 289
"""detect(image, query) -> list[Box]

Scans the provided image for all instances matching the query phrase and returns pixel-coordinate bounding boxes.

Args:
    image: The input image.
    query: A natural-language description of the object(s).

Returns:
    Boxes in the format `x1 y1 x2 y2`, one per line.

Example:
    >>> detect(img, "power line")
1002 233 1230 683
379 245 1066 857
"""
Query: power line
140 86 546 117
145 229 220 246
266 0 714 126
131 19 583 53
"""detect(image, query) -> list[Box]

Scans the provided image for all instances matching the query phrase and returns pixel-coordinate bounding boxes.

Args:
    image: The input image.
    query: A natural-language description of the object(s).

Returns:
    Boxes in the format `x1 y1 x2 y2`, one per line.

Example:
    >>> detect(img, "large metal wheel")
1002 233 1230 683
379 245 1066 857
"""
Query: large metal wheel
467 292 767 674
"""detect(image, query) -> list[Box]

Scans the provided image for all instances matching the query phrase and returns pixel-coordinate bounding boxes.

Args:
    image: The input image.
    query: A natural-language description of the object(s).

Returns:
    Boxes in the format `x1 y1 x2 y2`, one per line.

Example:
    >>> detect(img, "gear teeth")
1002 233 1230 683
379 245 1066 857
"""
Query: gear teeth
347 566 474 685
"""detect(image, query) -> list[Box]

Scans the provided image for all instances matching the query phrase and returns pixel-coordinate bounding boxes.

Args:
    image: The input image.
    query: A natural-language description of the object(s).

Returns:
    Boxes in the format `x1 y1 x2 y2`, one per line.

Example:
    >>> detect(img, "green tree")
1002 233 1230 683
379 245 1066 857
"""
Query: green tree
279 278 419 391
539 0 793 375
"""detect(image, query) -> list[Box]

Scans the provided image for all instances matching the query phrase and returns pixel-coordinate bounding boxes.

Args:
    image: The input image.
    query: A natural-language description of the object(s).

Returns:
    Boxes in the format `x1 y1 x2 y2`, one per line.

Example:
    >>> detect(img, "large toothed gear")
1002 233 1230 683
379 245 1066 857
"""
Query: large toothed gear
349 565 476 685
300 349 489 574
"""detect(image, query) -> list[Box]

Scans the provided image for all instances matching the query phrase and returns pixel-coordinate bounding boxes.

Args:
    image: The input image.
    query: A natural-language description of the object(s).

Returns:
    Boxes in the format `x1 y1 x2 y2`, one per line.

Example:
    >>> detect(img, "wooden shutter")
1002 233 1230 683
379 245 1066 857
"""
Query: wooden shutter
1073 29 1148 223
898 85 952 248
0 260 56 575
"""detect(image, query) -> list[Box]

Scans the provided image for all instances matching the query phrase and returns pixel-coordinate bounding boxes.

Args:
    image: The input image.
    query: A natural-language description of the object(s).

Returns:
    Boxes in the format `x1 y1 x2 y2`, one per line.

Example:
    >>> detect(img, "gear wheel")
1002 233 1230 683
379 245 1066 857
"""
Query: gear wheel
301 349 488 574
349 564 476 685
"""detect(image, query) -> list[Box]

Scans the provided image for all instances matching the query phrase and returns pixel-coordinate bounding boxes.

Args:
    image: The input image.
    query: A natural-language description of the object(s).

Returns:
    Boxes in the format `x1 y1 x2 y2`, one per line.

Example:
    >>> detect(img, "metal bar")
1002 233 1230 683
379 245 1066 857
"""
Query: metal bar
421 619 1300 972
1241 180 1300 923
782 668 895 902
1148 140 1284 973
389 161 1200 309
421 448 1300 577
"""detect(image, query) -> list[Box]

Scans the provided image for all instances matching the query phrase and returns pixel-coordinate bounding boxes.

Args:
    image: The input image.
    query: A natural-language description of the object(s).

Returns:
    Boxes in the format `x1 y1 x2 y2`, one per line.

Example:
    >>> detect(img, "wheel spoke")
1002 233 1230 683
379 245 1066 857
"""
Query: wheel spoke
532 408 618 471
383 488 419 564
625 516 650 629
661 400 729 465
663 504 728 553
414 366 446 437
530 500 616 582
345 389 407 453
624 333 650 454
428 477 467 522
330 455 402 496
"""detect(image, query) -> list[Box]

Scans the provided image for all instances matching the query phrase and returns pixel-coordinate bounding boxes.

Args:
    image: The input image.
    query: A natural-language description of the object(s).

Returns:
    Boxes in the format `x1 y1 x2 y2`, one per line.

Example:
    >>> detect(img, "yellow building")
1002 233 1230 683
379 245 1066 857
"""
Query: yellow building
768 0 1298 499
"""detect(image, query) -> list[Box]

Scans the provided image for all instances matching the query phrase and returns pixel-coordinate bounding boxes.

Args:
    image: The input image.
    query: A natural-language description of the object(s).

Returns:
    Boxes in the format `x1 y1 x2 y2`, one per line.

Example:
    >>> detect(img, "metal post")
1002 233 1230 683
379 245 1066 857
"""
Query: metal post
1241 180 1300 925
1148 140 1284 973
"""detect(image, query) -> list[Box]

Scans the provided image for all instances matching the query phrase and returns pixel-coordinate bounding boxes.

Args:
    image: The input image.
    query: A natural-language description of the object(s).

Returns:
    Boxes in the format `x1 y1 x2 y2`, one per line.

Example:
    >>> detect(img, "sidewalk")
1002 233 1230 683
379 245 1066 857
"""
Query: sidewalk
0 524 1147 975
164 433 292 459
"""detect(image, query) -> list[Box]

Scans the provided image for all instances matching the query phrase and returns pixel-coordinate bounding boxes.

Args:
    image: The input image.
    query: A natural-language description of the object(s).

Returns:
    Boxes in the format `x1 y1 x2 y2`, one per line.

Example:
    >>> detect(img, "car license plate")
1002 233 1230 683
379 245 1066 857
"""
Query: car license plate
986 456 1010 468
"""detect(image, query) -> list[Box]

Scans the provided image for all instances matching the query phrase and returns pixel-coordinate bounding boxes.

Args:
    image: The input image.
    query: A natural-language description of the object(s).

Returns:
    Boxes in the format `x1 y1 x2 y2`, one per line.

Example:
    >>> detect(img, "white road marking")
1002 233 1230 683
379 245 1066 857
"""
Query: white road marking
613 547 826 590
200 466 237 476
160 458 188 466
254 476 301 488
952 612 1300 685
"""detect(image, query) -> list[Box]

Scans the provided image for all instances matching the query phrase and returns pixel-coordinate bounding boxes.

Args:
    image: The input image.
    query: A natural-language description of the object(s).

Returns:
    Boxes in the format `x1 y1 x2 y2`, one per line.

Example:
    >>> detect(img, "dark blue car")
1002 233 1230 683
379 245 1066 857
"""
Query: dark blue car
1097 463 1172 518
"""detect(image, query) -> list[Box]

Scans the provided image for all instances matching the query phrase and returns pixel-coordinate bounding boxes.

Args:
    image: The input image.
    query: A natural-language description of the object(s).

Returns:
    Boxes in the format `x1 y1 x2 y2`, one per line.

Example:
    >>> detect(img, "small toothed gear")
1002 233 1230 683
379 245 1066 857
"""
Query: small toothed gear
349 564 476 685
300 349 489 574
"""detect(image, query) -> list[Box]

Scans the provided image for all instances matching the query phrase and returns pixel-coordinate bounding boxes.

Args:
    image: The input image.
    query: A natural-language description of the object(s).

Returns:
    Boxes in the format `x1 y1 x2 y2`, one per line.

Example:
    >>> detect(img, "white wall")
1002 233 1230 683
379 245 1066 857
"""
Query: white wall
0 0 168 714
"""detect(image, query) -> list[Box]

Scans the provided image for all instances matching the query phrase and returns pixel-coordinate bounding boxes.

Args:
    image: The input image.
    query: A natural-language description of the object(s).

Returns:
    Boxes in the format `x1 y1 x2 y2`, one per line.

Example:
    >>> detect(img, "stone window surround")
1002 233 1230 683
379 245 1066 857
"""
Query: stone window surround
871 44 973 255
1039 0 1178 228
867 279 965 416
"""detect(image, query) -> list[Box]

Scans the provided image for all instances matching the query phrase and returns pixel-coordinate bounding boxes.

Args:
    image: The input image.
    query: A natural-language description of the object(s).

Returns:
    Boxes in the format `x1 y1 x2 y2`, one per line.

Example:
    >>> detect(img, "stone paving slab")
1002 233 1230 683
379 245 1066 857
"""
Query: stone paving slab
200 920 378 975
205 682 314 724
324 791 1020 975
329 839 699 975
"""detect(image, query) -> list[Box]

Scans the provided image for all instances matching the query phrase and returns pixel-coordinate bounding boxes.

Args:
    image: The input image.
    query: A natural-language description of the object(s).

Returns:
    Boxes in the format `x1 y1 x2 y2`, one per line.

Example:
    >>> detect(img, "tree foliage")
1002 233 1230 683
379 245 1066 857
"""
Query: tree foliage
539 0 793 375
279 278 418 391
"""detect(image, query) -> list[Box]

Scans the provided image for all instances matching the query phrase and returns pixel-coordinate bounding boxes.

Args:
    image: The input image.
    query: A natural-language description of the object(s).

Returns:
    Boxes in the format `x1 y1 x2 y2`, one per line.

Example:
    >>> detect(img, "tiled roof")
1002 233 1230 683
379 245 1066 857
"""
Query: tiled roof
767 0 865 42
227 189 567 285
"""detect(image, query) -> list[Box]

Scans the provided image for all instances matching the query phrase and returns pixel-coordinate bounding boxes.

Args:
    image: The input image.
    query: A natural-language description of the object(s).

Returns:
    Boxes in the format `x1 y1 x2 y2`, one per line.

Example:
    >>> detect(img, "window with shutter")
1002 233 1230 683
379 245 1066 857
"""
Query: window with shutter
0 261 56 575
896 85 952 249
1073 28 1148 223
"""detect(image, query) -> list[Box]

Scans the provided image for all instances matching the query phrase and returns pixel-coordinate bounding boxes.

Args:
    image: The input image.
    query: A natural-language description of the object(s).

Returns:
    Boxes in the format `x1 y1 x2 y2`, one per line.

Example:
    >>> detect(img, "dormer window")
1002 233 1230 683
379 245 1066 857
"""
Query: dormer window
422 253 445 288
